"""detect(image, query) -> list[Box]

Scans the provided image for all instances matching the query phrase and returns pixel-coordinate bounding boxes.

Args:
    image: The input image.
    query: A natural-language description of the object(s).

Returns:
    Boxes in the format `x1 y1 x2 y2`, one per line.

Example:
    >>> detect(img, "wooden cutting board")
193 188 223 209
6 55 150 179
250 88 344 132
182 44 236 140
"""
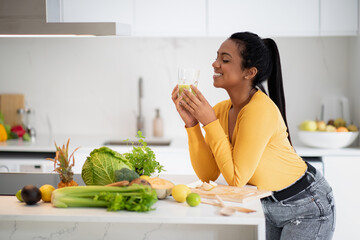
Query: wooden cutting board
0 94 24 126
190 185 272 203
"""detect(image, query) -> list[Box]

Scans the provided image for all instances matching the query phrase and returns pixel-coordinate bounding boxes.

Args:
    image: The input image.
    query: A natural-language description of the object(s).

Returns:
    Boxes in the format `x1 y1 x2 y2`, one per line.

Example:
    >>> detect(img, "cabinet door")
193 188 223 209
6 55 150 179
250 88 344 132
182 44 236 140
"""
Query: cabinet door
208 0 319 37
133 0 207 36
323 156 360 239
320 0 358 36
59 0 133 24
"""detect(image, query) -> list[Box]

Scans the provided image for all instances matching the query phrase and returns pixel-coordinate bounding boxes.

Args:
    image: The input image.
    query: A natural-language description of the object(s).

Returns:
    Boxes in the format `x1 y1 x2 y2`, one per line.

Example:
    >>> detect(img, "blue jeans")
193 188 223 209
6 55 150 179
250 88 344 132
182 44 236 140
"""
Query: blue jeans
261 170 336 240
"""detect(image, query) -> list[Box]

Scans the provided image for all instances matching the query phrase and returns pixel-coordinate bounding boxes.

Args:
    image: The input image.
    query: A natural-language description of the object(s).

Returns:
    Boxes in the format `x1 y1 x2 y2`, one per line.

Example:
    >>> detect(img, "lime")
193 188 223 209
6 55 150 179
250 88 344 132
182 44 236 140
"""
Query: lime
186 193 201 207
172 184 191 203
16 189 23 202
39 184 55 202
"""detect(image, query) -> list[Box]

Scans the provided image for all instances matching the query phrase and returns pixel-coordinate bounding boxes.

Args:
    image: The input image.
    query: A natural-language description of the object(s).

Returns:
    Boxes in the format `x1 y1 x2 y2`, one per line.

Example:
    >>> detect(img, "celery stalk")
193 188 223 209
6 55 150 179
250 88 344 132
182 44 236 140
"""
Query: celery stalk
51 185 157 212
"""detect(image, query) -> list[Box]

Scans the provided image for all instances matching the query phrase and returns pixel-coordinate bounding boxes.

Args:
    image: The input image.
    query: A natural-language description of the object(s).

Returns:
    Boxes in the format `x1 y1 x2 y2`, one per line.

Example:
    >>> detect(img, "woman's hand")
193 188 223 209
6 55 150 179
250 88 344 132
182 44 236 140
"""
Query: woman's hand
171 85 198 128
179 85 217 126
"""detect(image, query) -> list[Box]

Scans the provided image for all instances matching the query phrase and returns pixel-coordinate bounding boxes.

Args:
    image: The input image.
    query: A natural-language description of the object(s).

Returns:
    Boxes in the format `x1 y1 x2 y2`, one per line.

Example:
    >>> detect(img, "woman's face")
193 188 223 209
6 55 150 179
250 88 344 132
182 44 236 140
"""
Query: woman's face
212 39 248 90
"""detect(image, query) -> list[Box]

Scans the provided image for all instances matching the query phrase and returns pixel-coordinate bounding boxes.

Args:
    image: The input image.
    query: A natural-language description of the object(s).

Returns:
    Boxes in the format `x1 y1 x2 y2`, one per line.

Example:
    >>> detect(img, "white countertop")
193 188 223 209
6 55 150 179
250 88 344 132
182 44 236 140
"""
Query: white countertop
294 145 360 157
1 134 360 157
0 195 264 225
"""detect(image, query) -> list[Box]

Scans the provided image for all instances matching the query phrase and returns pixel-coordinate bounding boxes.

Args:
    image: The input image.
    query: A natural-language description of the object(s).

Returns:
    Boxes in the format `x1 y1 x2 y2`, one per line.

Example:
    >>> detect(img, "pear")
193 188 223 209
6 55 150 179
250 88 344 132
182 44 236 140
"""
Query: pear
347 124 359 132
316 120 327 131
334 118 346 128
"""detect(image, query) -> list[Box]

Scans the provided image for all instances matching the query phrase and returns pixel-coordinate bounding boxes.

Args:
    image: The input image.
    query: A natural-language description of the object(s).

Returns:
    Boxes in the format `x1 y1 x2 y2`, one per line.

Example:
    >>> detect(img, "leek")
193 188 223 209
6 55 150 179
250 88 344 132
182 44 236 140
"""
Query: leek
51 185 158 212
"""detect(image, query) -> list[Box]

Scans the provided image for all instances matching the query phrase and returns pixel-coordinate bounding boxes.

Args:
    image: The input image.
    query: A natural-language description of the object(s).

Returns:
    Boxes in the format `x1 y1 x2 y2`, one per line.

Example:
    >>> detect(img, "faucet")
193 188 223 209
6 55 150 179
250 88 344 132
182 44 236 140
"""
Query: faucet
136 77 145 136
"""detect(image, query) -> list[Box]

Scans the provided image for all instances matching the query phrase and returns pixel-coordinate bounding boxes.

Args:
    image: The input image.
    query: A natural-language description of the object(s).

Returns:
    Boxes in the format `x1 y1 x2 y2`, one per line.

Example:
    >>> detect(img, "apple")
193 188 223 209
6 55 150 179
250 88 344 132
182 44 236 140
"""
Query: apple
325 125 337 132
299 120 317 131
316 120 327 131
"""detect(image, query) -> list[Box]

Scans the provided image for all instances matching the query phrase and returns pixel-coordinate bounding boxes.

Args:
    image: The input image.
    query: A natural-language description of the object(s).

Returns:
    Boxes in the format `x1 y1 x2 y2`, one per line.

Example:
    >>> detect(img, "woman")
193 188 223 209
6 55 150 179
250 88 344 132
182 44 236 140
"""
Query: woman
171 32 335 240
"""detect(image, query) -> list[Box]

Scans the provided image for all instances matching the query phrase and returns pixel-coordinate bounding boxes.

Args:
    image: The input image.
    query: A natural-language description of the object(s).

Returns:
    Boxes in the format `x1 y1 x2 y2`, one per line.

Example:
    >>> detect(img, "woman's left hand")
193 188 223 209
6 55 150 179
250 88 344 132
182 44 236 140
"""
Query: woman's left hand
180 85 217 126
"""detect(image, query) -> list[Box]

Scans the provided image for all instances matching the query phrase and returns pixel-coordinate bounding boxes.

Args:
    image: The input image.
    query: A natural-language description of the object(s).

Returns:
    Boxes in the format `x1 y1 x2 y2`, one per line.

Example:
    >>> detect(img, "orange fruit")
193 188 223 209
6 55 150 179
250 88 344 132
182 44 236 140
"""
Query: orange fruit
336 126 349 132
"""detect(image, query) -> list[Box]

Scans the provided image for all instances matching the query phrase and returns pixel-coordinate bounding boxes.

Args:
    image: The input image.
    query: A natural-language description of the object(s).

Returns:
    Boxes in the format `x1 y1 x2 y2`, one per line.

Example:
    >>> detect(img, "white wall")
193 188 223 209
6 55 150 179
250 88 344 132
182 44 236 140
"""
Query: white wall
348 3 360 146
0 36 353 145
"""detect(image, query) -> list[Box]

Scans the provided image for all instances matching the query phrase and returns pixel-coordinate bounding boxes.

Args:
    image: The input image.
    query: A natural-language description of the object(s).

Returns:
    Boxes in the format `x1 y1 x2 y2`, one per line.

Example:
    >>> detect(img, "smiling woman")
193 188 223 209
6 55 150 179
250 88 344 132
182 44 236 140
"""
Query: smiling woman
171 31 336 240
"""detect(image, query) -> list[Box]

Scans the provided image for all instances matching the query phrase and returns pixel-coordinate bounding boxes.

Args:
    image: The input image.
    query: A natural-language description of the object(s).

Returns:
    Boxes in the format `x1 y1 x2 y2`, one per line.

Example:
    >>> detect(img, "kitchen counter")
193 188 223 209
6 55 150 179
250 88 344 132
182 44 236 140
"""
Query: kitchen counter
1 134 360 175
1 134 360 157
294 145 360 157
0 195 265 240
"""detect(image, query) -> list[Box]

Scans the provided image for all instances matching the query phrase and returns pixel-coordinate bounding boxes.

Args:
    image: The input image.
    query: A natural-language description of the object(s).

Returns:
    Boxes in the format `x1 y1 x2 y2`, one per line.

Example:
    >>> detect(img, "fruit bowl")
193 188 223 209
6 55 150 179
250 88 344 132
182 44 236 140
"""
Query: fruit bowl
298 131 359 148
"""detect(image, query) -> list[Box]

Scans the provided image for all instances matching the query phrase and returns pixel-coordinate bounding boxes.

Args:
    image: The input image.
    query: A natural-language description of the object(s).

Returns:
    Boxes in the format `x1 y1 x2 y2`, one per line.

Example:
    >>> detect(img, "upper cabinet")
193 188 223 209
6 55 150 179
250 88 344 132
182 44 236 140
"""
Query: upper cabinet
49 0 133 24
41 0 359 37
320 0 358 36
46 0 206 36
208 0 359 37
208 0 320 37
132 0 206 37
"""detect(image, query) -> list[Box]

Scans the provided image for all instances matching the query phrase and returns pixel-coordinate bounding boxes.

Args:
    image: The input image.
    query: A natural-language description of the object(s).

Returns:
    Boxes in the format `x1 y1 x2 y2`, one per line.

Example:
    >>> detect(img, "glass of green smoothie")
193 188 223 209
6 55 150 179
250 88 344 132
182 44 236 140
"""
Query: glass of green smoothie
178 68 200 97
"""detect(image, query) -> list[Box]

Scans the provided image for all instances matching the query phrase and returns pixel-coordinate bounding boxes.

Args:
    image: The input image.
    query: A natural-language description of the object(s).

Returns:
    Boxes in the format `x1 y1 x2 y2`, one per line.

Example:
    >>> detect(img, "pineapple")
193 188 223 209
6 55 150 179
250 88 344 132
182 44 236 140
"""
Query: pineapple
47 138 80 188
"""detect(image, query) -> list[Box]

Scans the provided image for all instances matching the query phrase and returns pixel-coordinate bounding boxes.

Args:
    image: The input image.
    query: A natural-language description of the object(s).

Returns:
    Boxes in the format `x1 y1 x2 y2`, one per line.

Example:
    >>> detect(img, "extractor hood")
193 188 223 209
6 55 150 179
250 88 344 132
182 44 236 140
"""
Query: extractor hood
0 0 131 36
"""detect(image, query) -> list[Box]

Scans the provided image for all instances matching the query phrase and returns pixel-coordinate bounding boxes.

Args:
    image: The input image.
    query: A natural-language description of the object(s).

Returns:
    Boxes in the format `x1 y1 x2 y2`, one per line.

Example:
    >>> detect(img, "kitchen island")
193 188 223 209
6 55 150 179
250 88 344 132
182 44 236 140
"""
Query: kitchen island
2 135 360 240
0 195 265 240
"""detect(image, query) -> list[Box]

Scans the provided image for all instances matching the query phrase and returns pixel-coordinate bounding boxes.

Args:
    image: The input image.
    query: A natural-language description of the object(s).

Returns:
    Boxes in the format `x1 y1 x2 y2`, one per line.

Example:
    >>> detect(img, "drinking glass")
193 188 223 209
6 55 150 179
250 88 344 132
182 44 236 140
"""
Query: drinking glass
178 68 200 97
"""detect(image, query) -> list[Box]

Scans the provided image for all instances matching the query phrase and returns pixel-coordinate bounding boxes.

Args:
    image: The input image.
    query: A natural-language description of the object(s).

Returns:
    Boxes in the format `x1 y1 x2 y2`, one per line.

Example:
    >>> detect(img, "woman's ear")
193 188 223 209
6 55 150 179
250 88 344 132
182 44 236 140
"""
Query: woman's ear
245 67 258 80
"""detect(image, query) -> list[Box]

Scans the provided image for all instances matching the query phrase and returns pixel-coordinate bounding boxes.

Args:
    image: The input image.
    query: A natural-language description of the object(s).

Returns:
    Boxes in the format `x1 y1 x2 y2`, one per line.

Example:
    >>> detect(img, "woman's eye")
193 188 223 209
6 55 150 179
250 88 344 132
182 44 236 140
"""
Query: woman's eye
223 59 229 63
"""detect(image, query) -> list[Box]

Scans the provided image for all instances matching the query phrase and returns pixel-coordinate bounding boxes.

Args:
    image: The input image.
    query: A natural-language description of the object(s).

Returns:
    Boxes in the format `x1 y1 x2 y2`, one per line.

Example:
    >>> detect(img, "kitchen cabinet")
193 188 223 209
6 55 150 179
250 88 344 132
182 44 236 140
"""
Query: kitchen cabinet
320 0 359 36
54 0 133 24
208 0 319 37
323 156 360 240
132 0 207 37
46 0 359 37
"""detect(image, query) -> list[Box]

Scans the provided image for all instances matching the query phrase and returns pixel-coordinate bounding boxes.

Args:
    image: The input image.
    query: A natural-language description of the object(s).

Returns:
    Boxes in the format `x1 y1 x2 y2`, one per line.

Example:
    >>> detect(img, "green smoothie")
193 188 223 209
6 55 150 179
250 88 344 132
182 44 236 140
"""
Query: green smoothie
178 84 191 96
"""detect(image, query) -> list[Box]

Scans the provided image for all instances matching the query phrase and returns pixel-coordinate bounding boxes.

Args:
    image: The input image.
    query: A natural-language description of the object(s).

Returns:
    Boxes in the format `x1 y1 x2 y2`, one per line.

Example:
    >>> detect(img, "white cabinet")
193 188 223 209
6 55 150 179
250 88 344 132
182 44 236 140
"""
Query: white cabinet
208 0 319 37
320 0 358 36
323 156 360 240
58 0 133 24
46 0 358 37
132 0 207 36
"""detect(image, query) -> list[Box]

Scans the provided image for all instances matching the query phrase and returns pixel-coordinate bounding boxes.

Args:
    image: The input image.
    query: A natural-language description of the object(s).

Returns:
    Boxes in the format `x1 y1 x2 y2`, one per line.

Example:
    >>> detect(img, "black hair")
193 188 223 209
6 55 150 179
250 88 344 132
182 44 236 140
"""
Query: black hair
229 32 292 145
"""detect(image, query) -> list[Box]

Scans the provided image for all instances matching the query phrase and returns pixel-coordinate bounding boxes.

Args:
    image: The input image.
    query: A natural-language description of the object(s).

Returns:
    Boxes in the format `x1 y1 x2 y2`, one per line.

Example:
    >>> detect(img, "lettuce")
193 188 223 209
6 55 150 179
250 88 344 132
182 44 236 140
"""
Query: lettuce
81 147 133 186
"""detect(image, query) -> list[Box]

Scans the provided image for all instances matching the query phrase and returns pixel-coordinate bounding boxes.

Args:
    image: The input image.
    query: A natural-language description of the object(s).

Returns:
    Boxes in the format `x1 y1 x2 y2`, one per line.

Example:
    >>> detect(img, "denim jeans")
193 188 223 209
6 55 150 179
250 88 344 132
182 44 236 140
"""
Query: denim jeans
261 170 336 240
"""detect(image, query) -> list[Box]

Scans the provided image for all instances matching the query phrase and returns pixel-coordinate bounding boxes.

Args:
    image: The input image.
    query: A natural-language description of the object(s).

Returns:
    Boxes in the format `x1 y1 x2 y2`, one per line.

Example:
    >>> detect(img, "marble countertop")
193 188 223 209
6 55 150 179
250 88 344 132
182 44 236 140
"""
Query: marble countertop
0 195 265 225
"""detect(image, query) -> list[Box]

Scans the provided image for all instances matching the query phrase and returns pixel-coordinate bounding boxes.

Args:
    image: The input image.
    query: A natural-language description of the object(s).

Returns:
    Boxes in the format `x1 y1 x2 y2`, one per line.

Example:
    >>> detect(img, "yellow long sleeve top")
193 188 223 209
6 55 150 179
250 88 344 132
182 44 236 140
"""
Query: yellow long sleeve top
186 90 306 191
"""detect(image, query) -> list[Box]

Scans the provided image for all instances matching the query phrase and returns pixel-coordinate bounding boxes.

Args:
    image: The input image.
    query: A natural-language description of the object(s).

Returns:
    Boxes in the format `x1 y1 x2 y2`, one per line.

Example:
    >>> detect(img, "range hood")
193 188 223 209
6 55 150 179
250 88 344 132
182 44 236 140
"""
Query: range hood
0 0 130 36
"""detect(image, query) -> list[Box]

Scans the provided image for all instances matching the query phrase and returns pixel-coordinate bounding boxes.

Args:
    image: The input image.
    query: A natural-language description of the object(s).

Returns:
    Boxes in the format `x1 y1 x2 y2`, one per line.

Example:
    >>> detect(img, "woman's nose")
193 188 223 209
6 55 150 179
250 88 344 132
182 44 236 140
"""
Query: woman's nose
212 59 219 68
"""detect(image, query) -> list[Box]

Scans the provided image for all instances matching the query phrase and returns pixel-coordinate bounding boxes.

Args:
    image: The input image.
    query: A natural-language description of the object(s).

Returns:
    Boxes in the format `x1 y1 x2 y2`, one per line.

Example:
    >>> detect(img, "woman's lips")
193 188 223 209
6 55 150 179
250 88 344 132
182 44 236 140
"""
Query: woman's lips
213 72 223 80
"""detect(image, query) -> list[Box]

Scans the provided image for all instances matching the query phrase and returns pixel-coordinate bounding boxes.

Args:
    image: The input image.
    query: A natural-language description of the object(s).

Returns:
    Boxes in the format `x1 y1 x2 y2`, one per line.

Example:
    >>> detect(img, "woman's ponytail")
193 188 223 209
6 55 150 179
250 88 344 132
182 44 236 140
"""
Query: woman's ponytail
263 38 292 145
229 32 292 145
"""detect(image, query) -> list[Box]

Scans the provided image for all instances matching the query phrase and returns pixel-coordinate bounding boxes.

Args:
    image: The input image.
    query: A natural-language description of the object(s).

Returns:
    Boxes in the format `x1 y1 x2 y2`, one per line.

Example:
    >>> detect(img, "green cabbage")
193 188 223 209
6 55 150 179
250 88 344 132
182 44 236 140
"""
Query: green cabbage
81 147 133 186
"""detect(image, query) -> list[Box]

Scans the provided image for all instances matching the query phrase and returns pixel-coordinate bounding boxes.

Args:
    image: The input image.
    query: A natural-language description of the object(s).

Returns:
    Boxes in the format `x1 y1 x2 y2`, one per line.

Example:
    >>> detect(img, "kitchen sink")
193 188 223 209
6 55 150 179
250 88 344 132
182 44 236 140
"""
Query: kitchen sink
104 138 171 146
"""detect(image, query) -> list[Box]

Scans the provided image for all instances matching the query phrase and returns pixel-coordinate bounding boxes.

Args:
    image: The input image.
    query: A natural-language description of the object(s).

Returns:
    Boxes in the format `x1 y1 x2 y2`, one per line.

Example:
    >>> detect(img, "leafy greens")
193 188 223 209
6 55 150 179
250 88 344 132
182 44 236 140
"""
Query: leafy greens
81 147 133 185
124 131 164 176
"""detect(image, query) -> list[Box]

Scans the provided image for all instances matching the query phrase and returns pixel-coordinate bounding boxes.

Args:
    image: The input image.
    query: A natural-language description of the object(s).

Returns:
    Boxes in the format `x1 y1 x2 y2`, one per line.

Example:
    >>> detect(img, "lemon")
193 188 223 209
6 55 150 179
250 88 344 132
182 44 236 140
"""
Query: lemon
186 193 201 207
16 189 23 202
39 184 55 202
140 175 150 180
172 184 191 203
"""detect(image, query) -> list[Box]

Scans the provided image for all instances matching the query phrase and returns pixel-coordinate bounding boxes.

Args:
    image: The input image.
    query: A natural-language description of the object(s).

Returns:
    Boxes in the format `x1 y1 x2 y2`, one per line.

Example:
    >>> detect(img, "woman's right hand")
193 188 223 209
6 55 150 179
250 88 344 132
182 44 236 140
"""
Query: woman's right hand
171 85 198 128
